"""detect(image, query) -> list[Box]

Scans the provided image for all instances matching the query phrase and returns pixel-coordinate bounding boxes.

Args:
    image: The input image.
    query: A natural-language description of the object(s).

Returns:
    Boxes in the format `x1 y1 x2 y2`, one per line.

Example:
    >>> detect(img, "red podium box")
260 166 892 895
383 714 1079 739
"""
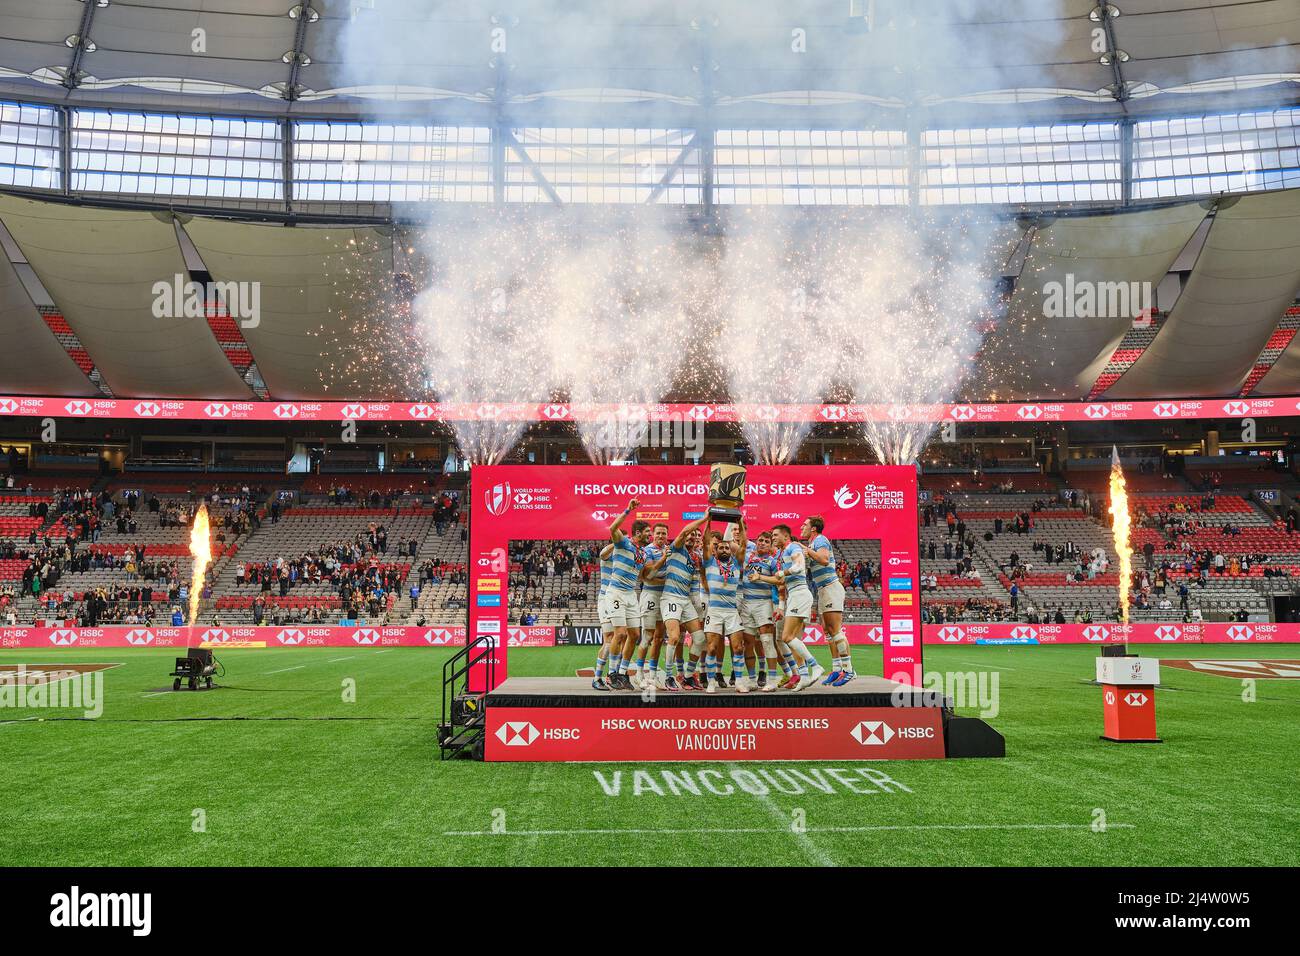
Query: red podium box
1096 657 1162 743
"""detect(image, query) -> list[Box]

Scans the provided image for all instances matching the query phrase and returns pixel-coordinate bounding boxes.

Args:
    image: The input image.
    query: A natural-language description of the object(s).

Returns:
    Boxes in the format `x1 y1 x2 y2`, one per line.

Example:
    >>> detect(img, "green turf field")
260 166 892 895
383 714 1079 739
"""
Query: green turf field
0 643 1295 866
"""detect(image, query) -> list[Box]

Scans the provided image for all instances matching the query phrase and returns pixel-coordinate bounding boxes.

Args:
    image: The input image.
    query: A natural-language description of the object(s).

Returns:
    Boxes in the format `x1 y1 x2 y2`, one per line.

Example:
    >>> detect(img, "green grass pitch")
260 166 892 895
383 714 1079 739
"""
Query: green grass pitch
0 643 1295 866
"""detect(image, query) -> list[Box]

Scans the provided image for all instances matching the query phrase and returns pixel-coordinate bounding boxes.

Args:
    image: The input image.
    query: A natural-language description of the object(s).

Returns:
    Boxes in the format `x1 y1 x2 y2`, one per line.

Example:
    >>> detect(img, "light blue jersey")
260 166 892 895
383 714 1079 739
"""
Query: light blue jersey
662 543 696 599
706 556 740 612
598 549 613 596
742 544 778 603
779 541 810 594
607 535 643 593
808 533 837 589
640 543 667 595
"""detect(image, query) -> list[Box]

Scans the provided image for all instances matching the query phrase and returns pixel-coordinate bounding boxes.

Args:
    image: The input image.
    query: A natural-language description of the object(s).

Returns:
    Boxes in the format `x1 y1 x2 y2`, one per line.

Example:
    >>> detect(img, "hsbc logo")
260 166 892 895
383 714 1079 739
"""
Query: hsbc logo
201 629 231 643
48 629 79 646
687 405 714 421
476 403 500 420
494 720 540 747
1124 692 1149 707
424 628 456 645
123 629 155 646
1153 402 1180 418
65 400 91 416
1082 625 1111 642
1222 401 1250 416
273 403 299 419
866 626 883 643
1016 405 1043 420
276 629 306 645
352 629 380 645
134 401 161 417
1227 624 1254 641
0 399 16 414
591 510 610 522
408 404 435 419
949 405 975 421
341 404 368 419
754 405 780 421
1084 404 1110 419
887 405 910 421
1154 625 1182 641
1010 625 1038 640
204 403 231 418
936 626 965 643
541 404 570 420
819 405 847 421
851 720 895 746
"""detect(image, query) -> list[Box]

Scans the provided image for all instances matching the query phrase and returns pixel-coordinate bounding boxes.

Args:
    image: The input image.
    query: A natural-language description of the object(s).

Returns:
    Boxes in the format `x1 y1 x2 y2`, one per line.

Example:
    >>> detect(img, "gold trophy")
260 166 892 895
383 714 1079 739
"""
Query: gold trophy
708 462 747 524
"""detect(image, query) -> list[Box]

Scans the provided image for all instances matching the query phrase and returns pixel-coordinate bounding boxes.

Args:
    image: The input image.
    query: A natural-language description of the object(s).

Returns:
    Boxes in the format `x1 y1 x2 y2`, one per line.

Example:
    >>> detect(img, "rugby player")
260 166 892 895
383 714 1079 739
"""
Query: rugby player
592 541 618 690
700 518 749 693
657 514 709 691
631 522 670 690
770 523 825 690
802 515 854 685
604 498 650 690
741 530 789 692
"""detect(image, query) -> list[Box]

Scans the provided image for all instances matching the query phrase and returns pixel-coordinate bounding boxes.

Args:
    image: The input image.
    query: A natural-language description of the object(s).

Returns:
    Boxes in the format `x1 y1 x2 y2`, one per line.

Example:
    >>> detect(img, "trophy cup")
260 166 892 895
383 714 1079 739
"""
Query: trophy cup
708 462 747 524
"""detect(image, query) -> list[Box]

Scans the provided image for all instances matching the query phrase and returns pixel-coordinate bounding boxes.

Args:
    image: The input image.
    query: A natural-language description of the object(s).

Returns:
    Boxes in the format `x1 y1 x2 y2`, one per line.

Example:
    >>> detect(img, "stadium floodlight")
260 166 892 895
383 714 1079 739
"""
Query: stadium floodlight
288 4 320 22
1089 3 1121 21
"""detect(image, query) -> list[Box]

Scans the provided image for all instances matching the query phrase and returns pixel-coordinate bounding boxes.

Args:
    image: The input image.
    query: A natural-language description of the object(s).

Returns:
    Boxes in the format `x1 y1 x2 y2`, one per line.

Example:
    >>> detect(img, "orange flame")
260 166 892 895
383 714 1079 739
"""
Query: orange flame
189 503 212 626
1107 450 1132 624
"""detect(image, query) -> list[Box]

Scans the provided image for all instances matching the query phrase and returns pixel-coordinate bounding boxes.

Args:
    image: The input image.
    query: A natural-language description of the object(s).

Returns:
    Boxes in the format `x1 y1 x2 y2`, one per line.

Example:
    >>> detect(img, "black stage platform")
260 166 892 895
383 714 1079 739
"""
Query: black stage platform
485 676 953 710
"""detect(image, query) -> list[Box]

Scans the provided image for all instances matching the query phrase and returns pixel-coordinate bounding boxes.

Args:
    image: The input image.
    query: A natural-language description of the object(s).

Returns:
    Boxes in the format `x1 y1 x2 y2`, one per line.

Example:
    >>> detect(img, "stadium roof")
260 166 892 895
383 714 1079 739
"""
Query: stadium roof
1 188 1299 403
0 0 1296 122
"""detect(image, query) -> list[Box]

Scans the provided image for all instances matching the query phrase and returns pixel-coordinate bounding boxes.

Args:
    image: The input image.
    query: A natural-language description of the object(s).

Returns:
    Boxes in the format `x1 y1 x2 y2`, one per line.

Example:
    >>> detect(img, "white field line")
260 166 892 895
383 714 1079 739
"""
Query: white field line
728 761 835 866
265 665 305 675
444 822 1135 837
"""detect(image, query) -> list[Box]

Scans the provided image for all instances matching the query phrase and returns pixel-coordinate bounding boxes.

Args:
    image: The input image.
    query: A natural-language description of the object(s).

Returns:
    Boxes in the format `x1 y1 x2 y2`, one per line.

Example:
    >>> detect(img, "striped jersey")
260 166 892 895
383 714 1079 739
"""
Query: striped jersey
779 541 810 593
706 556 740 612
742 544 778 603
807 533 837 589
640 544 667 594
661 543 696 599
606 535 643 593
598 548 613 596
689 550 705 602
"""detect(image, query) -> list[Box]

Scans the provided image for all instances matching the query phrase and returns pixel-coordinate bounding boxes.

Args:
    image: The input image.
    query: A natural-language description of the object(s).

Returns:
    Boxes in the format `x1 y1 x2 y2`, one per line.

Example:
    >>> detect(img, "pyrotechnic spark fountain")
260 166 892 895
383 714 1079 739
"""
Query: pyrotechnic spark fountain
543 219 699 463
1108 446 1133 624
413 214 557 465
188 503 211 626
721 216 835 464
828 213 999 465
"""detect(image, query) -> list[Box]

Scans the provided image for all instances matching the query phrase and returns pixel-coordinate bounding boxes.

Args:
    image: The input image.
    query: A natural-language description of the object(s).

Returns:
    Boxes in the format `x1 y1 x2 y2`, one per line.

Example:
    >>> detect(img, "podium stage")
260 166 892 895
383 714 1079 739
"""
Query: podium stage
483 676 1004 762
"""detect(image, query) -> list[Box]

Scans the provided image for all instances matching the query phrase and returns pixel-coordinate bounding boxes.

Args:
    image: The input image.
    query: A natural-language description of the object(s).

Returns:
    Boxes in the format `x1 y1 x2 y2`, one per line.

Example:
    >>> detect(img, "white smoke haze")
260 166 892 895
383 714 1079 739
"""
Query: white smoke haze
543 219 699 463
413 214 556 464
719 214 834 464
824 213 998 464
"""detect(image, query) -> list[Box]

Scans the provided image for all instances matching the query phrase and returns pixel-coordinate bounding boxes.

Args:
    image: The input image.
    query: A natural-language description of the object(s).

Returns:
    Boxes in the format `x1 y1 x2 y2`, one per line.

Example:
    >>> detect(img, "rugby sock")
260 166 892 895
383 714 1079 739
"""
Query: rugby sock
705 654 718 681
663 644 678 674
609 653 622 675
781 650 798 675
595 655 608 679
732 655 746 681
685 657 698 677
747 662 757 680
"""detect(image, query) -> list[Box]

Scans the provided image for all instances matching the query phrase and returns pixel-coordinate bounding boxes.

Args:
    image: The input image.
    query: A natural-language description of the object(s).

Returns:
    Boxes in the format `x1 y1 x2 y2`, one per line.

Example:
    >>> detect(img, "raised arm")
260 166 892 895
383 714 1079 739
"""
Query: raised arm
672 513 707 549
608 498 639 544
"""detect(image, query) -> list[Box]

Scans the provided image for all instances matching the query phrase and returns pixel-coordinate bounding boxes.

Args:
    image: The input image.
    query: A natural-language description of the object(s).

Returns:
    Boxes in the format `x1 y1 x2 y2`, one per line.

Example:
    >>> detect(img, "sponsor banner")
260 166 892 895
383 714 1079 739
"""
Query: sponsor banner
0 625 470 648
554 625 604 646
470 465 922 691
919 623 1300 644
7 396 1298 424
506 626 555 648
484 706 946 762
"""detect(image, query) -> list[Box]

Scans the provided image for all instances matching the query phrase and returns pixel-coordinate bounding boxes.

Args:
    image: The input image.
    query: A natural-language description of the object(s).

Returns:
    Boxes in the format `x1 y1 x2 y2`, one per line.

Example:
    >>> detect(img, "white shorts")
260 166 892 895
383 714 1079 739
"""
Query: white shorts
607 591 640 630
598 591 614 631
784 587 813 622
740 599 773 632
704 607 742 637
816 579 845 614
691 593 707 622
638 590 663 629
660 595 700 626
